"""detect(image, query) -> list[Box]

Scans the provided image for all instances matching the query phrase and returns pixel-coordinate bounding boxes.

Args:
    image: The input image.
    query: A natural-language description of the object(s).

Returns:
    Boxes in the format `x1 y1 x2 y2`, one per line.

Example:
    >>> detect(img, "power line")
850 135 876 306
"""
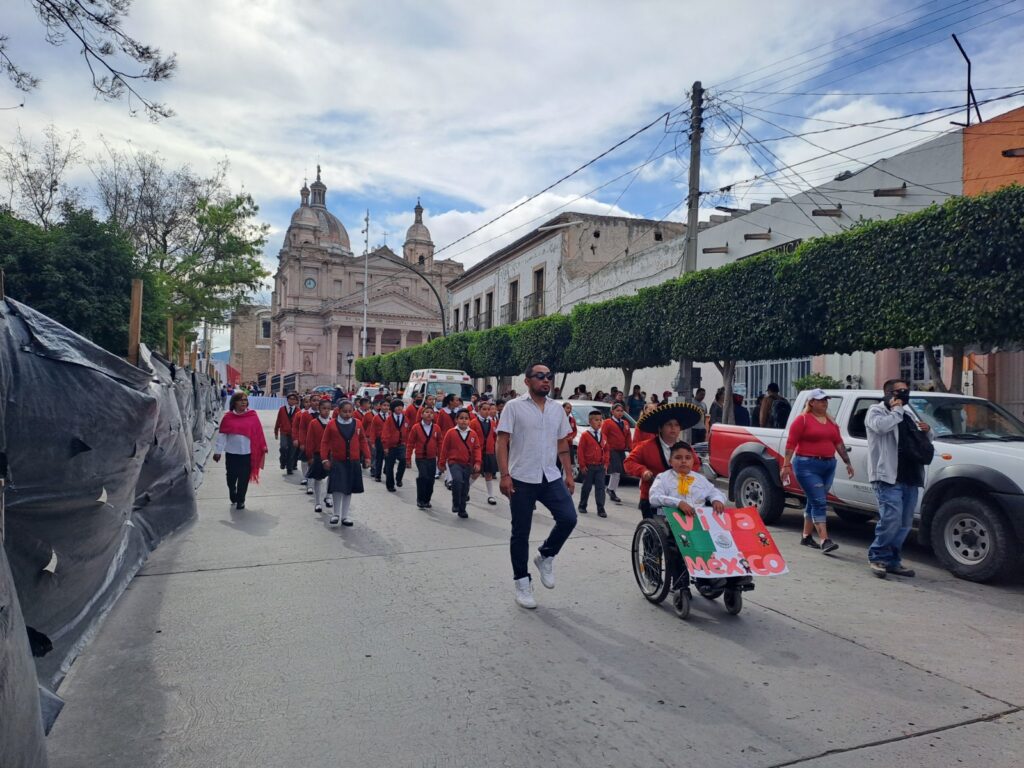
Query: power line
434 110 672 257
722 85 1024 97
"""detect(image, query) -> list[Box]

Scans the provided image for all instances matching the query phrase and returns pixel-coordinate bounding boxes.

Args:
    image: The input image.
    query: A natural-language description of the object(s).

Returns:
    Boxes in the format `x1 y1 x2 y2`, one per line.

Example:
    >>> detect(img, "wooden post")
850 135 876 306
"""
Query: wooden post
127 279 143 366
190 343 198 370
166 317 174 360
178 336 186 367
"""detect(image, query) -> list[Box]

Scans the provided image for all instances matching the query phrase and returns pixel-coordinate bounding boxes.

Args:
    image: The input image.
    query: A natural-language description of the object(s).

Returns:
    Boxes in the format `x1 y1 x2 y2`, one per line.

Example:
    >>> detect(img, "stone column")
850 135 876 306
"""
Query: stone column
352 326 362 358
325 325 338 378
374 327 382 355
400 329 409 349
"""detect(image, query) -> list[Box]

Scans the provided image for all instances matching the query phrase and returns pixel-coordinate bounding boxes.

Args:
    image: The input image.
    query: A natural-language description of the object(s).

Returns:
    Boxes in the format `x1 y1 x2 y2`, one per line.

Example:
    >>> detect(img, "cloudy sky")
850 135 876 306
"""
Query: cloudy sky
4 0 1024 330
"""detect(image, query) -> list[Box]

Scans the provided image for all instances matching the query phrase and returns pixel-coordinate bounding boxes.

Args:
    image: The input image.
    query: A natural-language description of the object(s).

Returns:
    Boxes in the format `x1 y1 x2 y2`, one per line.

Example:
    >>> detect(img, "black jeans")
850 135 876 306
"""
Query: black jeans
371 438 384 479
225 452 252 505
449 463 471 514
509 476 577 580
415 458 437 504
278 434 297 471
384 445 406 490
579 465 606 513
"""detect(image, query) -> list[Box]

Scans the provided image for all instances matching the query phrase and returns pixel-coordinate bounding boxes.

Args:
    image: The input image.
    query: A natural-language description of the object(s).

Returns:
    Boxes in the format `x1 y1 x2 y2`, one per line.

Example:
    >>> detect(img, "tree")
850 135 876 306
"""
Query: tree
93 146 270 333
0 125 82 228
0 205 167 353
1 1 176 119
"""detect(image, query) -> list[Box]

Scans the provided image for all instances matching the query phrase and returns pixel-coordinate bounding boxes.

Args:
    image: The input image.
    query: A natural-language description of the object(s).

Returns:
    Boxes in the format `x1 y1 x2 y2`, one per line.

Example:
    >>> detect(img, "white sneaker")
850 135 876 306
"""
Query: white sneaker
533 554 555 589
514 577 537 609
325 497 333 507
328 515 340 526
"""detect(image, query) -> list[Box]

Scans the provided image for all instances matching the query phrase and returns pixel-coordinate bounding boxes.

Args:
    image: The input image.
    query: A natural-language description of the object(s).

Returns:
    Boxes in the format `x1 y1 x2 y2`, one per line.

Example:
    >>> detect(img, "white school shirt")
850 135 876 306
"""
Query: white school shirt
648 468 725 514
497 393 572 483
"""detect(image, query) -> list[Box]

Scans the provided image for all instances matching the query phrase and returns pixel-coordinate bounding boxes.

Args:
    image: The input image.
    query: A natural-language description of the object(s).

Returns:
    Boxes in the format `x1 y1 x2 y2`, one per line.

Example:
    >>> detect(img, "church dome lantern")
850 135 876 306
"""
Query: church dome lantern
283 165 351 253
403 198 435 267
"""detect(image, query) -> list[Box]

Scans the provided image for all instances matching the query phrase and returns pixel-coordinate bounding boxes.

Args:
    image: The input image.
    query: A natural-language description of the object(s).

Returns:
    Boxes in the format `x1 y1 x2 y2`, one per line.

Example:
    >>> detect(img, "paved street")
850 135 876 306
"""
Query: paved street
48 413 1024 768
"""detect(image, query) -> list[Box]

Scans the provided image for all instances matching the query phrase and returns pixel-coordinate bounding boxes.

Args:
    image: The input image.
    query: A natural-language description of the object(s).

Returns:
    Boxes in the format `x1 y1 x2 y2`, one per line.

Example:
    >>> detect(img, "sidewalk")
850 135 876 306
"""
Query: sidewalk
46 414 1024 767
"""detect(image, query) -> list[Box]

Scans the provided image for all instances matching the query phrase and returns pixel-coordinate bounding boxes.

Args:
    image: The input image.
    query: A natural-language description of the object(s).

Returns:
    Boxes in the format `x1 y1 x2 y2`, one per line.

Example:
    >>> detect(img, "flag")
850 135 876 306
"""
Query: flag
664 506 788 578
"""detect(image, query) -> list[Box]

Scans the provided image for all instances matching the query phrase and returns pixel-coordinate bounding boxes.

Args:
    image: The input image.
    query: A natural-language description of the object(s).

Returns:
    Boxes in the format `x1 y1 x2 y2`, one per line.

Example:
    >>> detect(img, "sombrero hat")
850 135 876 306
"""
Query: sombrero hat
635 402 704 434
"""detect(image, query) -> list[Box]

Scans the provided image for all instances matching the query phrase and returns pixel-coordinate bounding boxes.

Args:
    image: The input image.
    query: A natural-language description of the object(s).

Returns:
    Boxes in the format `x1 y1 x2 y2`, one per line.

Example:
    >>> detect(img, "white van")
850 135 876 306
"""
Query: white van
403 369 475 405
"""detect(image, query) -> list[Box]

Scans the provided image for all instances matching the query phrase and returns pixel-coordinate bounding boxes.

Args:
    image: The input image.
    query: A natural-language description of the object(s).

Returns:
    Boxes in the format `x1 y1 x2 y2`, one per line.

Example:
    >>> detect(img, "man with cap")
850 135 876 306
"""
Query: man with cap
624 402 705 519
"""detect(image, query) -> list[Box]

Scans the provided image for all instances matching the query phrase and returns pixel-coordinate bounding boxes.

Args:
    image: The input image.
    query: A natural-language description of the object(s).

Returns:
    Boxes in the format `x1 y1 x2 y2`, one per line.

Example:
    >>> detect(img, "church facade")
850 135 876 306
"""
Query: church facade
265 168 463 387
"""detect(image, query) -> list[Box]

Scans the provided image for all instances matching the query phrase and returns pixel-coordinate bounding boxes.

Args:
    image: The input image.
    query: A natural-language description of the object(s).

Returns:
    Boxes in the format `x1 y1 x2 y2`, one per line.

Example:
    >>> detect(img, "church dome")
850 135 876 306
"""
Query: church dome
285 166 351 251
404 200 433 244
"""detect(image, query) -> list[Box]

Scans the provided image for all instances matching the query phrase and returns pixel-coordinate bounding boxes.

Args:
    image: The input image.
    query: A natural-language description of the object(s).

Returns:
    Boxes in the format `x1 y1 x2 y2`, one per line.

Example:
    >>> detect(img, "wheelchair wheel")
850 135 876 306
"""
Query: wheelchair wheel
632 518 676 604
724 589 743 615
672 588 691 619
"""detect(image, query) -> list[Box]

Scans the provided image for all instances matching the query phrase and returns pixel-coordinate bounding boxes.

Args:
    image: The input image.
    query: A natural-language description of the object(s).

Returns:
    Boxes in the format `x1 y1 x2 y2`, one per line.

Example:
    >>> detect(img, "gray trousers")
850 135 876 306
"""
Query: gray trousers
579 465 606 512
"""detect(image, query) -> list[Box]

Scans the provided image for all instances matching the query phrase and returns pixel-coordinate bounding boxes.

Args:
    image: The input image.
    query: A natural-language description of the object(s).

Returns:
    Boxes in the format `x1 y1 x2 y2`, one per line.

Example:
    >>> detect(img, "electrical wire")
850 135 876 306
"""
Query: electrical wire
722 85 1024 97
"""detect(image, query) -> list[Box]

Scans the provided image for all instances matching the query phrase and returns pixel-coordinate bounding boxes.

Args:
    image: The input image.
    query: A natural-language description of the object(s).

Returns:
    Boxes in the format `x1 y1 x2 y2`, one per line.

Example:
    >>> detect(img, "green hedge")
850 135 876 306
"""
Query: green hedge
356 186 1024 386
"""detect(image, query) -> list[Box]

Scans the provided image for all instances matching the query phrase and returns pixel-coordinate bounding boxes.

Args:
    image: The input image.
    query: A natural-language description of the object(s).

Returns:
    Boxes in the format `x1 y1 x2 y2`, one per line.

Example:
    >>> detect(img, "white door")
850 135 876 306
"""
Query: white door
831 395 882 510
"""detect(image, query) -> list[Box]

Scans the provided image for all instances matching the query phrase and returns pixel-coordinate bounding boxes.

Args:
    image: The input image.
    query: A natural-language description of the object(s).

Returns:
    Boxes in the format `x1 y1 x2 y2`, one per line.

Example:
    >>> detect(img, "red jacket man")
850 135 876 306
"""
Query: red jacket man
406 421 442 463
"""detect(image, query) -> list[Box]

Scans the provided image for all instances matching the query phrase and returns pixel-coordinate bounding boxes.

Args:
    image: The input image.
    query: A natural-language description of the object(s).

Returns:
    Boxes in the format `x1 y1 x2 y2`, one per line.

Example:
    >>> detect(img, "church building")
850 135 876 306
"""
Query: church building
262 168 463 387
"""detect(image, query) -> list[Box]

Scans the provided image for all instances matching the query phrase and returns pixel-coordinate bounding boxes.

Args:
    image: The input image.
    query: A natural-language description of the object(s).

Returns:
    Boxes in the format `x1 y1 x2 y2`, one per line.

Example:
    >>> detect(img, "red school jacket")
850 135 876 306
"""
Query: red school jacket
601 416 633 452
439 427 482 470
406 421 443 463
320 419 371 463
435 409 456 436
577 428 609 473
274 405 300 437
380 413 411 451
470 416 497 455
293 409 312 448
304 416 331 461
366 411 388 443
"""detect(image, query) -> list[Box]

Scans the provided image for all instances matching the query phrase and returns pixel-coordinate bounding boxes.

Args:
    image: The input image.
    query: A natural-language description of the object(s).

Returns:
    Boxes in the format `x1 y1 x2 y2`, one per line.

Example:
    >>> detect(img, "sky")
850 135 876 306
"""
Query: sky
3 0 1024 350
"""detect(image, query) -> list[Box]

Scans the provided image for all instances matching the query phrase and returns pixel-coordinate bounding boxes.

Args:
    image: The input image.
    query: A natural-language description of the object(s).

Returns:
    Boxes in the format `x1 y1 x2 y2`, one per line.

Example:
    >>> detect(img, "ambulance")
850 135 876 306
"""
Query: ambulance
403 369 476 405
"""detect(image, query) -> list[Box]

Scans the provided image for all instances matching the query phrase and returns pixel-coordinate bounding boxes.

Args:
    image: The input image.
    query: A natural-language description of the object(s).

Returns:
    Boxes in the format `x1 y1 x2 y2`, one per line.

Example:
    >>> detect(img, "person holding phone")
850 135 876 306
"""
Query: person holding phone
864 379 933 579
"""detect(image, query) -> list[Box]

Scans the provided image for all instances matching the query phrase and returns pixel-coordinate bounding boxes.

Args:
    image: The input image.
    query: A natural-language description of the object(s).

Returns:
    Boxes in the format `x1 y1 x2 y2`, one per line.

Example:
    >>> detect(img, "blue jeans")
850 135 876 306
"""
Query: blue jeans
869 482 919 567
509 477 578 580
793 457 836 524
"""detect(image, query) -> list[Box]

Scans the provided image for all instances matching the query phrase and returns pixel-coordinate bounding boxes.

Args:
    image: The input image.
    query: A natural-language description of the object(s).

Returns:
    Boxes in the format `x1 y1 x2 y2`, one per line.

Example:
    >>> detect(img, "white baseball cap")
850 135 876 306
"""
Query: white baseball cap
808 388 830 400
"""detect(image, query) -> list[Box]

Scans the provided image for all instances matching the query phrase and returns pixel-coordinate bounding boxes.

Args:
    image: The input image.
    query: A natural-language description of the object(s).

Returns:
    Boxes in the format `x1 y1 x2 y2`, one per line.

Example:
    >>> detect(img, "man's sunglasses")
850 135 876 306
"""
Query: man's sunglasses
528 372 556 381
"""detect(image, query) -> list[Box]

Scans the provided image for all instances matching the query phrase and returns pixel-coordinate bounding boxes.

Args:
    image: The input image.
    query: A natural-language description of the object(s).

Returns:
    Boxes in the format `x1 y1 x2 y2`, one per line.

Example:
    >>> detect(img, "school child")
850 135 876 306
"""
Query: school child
413 394 436 425
213 391 269 511
273 392 301 474
294 396 314 492
562 401 578 473
468 401 499 505
381 398 411 492
437 394 461 488
439 409 481 518
406 406 442 508
648 441 726 517
404 395 422 424
320 400 371 526
601 402 633 503
577 409 609 517
367 400 387 481
305 399 333 513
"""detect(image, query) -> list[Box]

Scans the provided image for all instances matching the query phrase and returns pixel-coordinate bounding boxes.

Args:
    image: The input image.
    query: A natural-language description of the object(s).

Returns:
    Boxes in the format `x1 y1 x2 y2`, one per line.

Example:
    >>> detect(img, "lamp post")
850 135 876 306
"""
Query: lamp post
346 350 355 392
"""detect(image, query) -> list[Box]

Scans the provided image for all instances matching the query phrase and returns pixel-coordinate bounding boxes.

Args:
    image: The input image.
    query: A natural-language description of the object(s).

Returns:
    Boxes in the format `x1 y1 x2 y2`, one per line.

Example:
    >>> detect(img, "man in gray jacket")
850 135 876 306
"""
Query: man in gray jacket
865 379 934 579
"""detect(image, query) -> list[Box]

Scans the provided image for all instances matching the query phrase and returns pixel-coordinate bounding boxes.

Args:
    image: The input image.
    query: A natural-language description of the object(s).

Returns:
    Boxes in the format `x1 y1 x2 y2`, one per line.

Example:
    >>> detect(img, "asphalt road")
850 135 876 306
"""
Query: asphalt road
47 413 1024 767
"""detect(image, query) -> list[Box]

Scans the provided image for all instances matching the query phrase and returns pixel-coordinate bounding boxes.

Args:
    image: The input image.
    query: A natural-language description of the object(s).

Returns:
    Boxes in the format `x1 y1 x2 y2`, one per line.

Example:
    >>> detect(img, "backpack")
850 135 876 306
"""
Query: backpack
898 415 935 466
769 397 792 428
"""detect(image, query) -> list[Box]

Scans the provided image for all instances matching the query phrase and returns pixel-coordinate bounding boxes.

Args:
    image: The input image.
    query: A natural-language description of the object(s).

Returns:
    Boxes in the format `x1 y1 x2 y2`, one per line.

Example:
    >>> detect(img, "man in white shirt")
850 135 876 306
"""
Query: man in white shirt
497 363 577 609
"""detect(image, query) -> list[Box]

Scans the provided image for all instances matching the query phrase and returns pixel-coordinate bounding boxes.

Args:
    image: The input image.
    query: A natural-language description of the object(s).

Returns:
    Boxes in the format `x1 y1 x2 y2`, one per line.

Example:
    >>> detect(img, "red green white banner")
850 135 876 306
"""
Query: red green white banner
664 506 788 578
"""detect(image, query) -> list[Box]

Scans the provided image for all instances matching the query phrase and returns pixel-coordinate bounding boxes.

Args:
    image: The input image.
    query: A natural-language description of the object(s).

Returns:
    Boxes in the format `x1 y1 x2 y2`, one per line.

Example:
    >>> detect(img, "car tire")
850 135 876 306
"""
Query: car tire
930 496 1017 583
734 464 785 524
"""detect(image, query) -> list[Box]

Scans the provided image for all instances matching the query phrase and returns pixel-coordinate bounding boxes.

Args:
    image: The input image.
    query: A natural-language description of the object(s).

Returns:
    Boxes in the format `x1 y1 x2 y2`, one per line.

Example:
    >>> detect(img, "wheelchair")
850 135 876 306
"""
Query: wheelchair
631 515 754 619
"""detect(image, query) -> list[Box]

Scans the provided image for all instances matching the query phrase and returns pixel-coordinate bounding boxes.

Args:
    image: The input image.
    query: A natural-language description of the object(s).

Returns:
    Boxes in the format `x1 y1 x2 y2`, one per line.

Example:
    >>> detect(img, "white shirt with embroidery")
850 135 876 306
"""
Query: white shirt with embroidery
648 468 725 514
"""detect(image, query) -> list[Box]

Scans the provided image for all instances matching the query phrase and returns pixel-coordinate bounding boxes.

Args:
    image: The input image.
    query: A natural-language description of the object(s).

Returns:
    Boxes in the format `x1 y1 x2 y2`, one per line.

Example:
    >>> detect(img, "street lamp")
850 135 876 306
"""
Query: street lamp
346 350 355 392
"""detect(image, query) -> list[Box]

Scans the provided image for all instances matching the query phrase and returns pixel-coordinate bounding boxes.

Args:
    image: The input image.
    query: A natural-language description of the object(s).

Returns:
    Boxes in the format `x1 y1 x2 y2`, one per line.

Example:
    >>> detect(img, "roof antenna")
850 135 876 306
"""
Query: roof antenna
950 34 983 127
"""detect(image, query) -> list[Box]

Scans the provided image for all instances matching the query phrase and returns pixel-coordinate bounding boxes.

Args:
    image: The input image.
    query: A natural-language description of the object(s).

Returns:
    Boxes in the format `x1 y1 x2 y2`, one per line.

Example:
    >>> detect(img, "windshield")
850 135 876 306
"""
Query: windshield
424 381 475 401
909 397 1024 440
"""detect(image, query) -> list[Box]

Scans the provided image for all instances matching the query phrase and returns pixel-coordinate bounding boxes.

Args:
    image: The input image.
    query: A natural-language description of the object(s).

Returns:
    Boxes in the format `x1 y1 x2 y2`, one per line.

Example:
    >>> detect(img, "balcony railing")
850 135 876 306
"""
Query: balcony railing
522 292 545 320
473 312 492 331
499 301 519 325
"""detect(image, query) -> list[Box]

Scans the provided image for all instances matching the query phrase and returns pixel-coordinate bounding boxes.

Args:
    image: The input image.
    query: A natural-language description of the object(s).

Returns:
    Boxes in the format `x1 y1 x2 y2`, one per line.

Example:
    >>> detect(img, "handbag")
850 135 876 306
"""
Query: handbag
898 413 934 466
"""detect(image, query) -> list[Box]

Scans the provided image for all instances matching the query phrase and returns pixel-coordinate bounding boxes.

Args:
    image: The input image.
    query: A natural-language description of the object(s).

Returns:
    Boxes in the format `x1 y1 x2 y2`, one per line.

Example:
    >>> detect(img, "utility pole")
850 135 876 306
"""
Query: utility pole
674 81 704 412
361 209 370 358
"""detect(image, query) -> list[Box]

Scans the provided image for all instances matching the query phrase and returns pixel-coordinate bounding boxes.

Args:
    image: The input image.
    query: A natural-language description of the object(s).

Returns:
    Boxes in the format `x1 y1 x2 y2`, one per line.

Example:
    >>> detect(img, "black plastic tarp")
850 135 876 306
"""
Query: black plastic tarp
0 297 218 765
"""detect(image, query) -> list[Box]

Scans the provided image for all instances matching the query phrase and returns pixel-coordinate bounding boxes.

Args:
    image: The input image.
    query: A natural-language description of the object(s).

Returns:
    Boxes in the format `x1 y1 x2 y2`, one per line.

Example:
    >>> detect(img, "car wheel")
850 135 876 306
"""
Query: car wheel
930 496 1017 583
734 464 784 524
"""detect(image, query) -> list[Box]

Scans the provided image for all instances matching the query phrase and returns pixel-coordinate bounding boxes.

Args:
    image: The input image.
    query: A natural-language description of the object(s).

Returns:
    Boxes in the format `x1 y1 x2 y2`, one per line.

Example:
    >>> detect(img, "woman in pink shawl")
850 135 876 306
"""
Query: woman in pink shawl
213 391 269 510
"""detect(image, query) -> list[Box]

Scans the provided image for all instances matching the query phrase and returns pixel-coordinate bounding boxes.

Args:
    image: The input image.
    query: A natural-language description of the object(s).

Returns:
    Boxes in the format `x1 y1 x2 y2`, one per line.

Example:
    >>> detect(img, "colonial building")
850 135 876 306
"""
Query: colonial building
228 304 272 383
249 168 463 389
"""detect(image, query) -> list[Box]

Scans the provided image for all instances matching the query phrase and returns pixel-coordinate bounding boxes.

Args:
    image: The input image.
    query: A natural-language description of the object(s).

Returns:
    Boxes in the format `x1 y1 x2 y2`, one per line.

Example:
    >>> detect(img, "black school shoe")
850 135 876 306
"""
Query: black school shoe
458 510 468 519
597 509 607 518
578 506 588 514
608 490 622 503
236 502 245 510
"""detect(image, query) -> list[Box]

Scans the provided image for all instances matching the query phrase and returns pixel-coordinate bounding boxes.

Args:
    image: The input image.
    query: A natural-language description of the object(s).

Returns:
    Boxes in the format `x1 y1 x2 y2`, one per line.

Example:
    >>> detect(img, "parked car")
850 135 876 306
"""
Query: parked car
708 389 1024 582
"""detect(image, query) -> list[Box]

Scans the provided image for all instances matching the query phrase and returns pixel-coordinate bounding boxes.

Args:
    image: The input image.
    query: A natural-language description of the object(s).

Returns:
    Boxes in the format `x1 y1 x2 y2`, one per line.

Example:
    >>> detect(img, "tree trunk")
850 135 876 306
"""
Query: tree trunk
715 360 737 425
558 371 568 398
924 346 948 393
621 367 634 394
948 344 964 394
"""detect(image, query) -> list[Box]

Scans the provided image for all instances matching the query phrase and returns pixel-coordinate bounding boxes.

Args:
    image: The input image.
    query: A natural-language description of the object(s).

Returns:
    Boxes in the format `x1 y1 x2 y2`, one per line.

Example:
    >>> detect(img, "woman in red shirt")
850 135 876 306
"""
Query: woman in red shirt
780 389 854 553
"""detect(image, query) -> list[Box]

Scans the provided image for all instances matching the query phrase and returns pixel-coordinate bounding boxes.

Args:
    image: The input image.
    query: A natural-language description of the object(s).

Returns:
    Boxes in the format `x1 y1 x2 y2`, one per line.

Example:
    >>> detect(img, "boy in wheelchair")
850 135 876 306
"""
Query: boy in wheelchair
648 441 741 592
